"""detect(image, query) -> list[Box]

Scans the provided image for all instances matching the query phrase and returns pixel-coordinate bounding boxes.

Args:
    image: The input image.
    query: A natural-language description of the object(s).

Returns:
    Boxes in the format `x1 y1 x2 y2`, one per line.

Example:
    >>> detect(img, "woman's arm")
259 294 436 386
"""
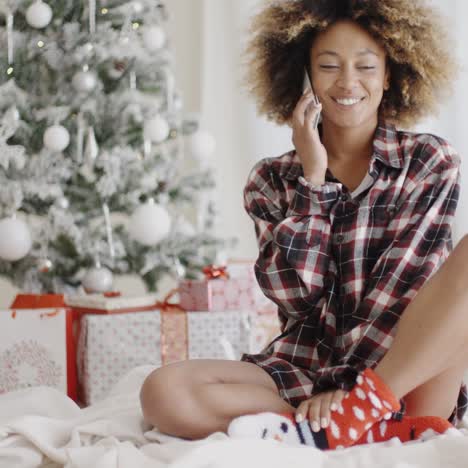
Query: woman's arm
244 157 342 327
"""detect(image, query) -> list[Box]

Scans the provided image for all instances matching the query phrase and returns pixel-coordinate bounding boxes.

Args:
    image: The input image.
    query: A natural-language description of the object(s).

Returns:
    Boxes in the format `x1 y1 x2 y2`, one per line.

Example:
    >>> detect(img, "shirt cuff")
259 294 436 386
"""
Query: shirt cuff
286 176 342 217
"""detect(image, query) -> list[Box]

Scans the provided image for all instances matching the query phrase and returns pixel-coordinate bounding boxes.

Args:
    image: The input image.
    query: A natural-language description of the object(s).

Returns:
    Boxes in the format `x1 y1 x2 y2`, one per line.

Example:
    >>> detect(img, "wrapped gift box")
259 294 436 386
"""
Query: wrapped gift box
228 261 282 354
8 294 77 400
249 298 281 354
178 264 256 312
77 309 251 405
0 305 74 399
65 293 158 314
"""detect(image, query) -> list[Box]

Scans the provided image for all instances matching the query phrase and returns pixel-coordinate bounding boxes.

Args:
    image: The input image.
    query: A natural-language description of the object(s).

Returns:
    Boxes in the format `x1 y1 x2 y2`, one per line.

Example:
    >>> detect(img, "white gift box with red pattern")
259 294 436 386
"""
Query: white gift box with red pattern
77 309 251 405
0 308 69 396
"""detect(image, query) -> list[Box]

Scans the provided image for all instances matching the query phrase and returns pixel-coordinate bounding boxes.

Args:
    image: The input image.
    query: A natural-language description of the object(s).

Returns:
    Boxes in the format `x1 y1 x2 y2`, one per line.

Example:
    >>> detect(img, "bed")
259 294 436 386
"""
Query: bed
1 365 468 468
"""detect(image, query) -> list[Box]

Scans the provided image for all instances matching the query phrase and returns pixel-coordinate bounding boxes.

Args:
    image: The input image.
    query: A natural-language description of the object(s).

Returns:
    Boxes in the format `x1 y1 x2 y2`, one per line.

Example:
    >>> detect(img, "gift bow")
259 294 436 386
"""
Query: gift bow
202 265 230 280
154 288 186 312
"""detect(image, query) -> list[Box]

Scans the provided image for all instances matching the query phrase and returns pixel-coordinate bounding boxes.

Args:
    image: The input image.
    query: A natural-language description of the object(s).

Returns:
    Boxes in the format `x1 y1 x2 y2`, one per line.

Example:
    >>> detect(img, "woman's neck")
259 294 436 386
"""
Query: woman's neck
320 117 378 165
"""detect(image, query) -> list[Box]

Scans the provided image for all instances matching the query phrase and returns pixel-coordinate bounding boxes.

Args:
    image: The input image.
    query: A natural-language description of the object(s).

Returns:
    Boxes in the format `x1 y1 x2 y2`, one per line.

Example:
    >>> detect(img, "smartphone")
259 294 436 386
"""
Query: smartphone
303 67 321 130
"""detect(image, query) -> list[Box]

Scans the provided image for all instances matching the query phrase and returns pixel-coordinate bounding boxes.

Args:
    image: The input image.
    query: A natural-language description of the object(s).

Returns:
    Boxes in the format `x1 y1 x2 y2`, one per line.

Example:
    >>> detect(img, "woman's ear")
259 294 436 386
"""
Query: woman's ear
384 63 390 91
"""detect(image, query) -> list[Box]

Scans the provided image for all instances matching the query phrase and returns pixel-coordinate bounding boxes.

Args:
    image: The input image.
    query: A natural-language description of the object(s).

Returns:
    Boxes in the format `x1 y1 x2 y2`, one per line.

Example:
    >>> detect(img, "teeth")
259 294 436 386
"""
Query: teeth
335 98 362 106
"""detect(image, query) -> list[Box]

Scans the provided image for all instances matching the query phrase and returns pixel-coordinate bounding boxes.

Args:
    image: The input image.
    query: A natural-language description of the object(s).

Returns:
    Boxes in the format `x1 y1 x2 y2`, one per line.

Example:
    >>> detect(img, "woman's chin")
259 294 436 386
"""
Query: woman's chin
323 113 377 130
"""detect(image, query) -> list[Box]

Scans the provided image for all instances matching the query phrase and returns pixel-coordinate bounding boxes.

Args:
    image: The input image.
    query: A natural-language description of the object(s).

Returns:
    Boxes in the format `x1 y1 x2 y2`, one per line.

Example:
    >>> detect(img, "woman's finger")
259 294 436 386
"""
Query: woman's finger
330 389 347 412
292 91 320 127
305 101 322 131
319 392 333 428
295 400 308 423
307 397 322 432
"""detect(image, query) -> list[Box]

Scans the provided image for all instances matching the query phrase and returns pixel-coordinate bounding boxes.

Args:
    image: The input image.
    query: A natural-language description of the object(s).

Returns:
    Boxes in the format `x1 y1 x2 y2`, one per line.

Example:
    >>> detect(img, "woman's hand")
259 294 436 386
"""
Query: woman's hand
295 389 347 432
291 89 328 186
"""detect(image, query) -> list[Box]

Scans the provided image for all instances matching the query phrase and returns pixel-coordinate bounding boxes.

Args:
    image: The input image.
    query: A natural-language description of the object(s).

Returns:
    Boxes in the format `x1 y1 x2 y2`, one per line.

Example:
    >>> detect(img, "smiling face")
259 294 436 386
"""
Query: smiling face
309 19 390 130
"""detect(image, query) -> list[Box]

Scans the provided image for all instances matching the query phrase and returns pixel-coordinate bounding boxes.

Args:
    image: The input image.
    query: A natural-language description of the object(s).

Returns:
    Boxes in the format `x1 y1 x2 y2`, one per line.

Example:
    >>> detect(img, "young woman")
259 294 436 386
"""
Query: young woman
140 0 467 449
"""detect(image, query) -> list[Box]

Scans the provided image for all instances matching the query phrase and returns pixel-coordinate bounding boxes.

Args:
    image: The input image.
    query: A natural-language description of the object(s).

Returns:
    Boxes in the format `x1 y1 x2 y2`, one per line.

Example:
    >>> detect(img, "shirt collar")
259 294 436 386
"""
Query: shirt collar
373 119 404 169
281 119 403 181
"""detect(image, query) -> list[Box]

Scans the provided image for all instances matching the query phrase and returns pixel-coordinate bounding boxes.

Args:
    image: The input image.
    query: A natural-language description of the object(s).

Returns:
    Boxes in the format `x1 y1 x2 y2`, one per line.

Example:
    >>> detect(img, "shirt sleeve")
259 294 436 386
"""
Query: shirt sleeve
244 158 342 328
315 149 461 391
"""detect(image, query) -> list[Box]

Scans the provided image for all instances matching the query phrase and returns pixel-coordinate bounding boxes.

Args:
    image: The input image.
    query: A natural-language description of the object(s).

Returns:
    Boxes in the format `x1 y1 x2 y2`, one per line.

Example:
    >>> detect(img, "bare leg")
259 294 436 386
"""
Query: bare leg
375 235 468 417
140 358 294 440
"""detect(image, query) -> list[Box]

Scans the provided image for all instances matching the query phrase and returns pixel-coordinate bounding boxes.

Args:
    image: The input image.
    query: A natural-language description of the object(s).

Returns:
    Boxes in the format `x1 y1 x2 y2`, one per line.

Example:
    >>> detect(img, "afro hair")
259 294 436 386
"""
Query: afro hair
241 0 458 129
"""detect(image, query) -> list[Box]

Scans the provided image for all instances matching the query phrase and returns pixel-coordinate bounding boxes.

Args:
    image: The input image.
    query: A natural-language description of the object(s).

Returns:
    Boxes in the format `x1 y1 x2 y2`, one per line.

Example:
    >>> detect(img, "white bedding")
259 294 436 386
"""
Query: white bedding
1 365 468 468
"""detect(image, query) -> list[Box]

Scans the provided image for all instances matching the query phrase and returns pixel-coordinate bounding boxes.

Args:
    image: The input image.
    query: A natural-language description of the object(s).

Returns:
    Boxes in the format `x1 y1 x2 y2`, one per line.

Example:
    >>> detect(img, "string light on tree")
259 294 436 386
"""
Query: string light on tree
129 198 171 246
43 125 70 152
0 217 32 262
37 257 53 273
26 0 53 29
55 197 70 210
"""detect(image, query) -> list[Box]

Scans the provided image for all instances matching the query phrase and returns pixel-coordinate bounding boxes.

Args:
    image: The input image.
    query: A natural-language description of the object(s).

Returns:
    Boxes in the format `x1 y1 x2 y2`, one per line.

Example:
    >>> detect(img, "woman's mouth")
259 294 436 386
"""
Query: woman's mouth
332 97 366 108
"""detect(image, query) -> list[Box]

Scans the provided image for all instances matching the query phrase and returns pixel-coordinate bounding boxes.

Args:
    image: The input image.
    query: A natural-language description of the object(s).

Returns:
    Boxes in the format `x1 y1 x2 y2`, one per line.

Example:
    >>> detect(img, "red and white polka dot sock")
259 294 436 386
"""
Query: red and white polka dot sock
228 368 401 449
355 415 461 446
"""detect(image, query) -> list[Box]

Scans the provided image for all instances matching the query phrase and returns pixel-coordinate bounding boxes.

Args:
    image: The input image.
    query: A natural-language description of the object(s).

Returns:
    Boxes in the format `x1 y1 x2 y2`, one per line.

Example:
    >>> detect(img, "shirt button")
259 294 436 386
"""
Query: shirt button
341 193 349 202
336 234 345 243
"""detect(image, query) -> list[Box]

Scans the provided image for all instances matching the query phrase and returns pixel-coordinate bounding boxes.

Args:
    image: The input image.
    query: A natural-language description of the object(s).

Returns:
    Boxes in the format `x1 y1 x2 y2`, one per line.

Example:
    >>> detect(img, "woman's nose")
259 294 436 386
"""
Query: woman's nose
336 67 359 89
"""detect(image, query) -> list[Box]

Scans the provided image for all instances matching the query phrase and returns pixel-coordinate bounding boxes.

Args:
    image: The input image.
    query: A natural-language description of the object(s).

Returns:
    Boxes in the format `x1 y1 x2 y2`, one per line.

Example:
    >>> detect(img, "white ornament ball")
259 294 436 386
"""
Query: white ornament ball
175 218 196 237
142 25 166 51
82 266 113 293
0 217 32 261
26 0 53 29
187 130 216 162
144 116 170 143
132 1 144 14
72 70 97 93
129 201 171 246
43 125 70 152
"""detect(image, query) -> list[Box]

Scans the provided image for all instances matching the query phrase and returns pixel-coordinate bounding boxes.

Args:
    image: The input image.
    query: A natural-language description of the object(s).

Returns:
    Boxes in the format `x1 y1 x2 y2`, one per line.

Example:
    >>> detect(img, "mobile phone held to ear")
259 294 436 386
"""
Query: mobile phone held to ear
303 68 321 130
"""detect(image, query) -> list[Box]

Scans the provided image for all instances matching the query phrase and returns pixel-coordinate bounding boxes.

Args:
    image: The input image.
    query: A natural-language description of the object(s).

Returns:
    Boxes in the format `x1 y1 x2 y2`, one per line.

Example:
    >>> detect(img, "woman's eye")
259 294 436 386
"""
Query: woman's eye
319 65 376 70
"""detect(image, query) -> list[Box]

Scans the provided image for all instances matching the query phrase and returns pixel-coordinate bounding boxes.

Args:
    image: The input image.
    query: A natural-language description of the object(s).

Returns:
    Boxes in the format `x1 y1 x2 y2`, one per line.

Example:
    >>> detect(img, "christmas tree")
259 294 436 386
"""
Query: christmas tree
0 0 232 294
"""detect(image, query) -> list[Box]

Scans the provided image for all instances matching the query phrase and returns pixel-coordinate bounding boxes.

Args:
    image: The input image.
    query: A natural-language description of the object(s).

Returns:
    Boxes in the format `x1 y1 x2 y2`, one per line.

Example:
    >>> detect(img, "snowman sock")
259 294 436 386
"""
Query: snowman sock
228 368 400 449
355 415 460 446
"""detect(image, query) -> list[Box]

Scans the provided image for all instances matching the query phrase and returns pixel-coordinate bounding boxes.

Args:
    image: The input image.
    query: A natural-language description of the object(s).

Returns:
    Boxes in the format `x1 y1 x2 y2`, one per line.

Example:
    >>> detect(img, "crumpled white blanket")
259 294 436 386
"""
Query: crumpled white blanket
1 365 468 468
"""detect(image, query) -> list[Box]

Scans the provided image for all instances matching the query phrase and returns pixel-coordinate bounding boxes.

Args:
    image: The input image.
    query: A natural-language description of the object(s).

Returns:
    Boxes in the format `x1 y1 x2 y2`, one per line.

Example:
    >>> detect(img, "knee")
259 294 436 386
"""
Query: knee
140 362 199 436
140 366 178 427
455 235 468 257
448 235 468 276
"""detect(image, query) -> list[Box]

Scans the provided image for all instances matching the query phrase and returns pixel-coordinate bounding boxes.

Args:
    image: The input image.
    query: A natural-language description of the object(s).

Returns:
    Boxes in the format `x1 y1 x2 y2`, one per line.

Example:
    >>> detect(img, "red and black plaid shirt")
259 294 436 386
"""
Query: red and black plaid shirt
241 119 466 421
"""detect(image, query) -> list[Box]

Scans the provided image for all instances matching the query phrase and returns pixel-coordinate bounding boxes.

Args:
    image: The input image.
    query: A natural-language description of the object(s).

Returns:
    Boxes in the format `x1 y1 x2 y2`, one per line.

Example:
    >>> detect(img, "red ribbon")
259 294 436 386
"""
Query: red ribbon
153 288 186 312
202 265 230 280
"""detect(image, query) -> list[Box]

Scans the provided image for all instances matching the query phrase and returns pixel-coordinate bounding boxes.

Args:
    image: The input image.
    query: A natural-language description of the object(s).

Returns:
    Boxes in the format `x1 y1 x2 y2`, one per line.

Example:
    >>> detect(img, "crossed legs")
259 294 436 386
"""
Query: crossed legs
140 358 293 439
140 235 468 439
